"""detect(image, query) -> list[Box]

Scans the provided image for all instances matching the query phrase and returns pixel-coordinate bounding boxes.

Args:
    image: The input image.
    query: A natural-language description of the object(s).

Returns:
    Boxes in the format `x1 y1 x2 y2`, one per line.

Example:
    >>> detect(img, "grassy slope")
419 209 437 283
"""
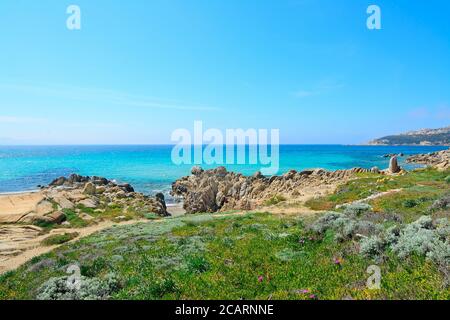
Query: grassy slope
0 169 449 300
306 168 449 222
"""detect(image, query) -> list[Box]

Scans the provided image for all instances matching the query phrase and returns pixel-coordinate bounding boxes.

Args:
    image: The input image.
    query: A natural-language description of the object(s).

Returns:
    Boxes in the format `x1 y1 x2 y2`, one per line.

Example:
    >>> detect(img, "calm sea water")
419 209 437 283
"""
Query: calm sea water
0 145 447 201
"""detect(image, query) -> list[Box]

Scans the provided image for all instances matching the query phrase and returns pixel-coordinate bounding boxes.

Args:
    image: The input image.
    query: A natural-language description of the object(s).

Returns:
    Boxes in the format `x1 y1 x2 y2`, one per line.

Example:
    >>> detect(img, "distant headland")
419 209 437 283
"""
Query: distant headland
367 126 450 146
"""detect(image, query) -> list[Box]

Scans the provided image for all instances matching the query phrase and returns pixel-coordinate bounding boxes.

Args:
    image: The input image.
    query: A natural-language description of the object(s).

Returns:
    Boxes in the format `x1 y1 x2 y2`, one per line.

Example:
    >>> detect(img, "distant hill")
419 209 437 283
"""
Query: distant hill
367 126 450 146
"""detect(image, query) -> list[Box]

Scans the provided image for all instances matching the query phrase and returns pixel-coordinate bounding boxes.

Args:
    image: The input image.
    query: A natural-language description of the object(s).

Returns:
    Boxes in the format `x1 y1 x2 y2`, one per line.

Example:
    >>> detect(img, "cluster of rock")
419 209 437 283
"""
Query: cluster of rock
18 174 168 224
383 153 404 158
406 149 450 171
171 166 385 214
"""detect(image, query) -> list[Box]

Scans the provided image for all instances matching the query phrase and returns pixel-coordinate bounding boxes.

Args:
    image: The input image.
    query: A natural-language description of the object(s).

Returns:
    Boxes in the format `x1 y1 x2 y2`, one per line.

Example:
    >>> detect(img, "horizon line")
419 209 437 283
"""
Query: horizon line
0 143 448 147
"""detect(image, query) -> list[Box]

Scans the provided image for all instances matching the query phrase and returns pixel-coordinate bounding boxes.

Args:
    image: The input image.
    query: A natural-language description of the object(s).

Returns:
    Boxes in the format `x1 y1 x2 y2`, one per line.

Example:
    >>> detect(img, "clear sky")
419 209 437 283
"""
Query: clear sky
0 0 449 145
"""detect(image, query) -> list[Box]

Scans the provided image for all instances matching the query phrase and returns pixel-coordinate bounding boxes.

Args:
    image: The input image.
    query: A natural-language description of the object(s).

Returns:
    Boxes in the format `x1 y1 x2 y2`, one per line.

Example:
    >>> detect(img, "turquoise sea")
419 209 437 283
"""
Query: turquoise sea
0 145 447 202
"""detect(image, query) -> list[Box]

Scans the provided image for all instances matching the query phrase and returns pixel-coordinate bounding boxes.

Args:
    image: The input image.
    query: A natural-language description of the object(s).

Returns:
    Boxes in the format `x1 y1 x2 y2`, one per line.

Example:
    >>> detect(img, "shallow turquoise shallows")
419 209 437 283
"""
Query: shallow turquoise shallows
0 145 447 201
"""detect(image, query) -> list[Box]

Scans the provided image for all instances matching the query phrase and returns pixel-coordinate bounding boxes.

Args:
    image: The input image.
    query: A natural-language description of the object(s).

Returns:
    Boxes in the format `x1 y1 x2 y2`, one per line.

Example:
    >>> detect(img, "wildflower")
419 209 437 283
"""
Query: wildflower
258 275 264 283
309 294 318 300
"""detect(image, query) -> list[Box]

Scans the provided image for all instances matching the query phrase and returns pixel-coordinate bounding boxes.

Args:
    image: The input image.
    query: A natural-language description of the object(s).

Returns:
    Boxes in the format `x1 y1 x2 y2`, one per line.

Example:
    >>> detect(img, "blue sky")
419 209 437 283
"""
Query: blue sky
0 0 449 145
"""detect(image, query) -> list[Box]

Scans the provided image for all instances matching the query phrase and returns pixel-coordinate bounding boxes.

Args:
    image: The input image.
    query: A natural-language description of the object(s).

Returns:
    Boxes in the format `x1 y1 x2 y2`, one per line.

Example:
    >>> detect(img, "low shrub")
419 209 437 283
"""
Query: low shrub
264 195 287 206
146 278 179 298
360 236 385 259
435 218 450 239
310 212 344 234
187 256 210 274
310 211 378 241
357 217 450 268
383 225 401 246
36 273 120 300
343 203 372 216
391 217 448 265
41 233 79 246
429 194 450 212
403 199 419 208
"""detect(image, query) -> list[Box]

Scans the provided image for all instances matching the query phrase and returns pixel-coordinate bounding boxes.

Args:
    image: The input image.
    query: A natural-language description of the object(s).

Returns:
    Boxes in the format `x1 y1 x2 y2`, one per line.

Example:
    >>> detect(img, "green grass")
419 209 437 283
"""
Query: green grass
41 232 79 246
143 213 163 220
0 212 447 300
264 195 287 206
63 209 89 228
306 169 450 217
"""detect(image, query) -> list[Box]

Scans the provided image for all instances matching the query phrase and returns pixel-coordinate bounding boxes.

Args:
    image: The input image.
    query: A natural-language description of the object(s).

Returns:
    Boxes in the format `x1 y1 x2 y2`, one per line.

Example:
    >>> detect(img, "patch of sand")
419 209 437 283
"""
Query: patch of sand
256 183 339 216
166 203 186 217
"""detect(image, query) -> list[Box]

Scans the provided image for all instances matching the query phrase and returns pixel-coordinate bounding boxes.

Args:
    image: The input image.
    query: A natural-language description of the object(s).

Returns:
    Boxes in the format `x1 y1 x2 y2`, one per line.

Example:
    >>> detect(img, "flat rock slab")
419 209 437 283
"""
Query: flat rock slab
0 225 43 258
0 192 44 223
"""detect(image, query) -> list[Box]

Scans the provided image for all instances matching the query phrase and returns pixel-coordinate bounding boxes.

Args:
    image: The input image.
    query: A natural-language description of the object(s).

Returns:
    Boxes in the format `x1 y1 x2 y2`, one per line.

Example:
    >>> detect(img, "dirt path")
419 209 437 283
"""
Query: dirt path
336 188 403 209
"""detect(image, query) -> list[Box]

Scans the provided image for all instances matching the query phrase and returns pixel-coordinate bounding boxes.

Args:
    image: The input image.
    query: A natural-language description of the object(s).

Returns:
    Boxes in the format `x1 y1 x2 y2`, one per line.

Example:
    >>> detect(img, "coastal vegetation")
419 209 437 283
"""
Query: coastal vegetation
0 166 448 300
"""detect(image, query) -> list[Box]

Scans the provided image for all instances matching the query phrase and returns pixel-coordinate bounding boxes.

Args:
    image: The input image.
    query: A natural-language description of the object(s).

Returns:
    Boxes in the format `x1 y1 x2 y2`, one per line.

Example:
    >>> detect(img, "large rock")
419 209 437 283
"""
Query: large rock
49 177 66 186
67 174 88 184
253 171 264 179
118 184 134 193
46 211 66 224
82 182 96 195
54 196 74 209
35 200 54 216
32 211 66 224
371 167 380 174
389 156 401 174
91 176 109 185
191 166 204 175
78 198 98 209
155 192 167 211
0 193 45 223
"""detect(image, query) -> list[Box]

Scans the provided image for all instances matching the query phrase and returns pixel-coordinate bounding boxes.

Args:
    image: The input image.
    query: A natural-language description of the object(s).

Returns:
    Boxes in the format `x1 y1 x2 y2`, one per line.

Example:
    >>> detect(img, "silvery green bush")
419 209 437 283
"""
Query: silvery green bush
435 218 450 239
429 194 450 212
390 216 449 266
310 212 344 234
311 211 377 241
343 203 372 217
383 225 401 246
360 235 385 258
36 273 120 300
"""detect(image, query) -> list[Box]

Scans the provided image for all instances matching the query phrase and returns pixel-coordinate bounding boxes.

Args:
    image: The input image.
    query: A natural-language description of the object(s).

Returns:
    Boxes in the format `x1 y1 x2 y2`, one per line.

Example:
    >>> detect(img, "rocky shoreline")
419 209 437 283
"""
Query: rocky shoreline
0 174 168 225
170 162 406 214
406 149 450 170
3 150 440 222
